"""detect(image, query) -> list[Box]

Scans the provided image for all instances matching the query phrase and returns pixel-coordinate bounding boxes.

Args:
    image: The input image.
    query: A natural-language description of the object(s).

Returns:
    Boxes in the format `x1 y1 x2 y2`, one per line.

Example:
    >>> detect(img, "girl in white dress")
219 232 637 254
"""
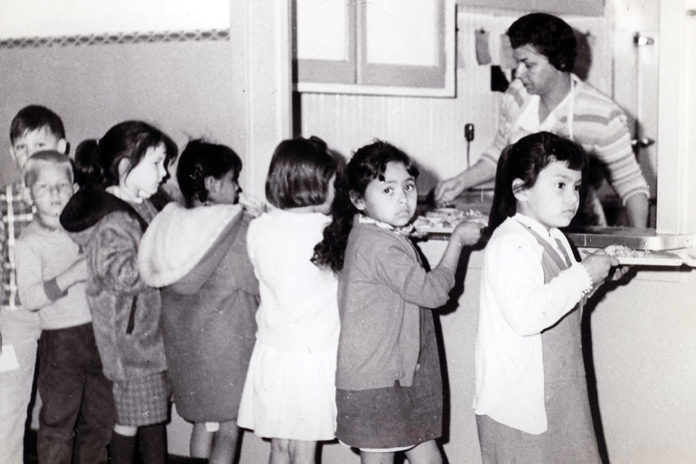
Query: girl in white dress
237 136 339 464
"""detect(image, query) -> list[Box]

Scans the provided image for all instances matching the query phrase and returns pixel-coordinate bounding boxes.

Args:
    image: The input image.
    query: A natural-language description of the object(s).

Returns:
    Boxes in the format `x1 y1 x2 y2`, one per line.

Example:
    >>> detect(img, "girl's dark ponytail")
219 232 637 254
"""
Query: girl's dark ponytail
73 139 106 188
312 173 356 272
486 146 516 236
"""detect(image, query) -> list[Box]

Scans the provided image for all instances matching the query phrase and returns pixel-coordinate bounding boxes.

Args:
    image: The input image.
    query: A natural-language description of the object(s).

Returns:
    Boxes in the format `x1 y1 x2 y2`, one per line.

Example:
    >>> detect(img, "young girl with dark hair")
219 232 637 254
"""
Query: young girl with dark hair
312 140 481 464
138 139 260 464
60 120 177 464
474 131 623 464
237 136 340 464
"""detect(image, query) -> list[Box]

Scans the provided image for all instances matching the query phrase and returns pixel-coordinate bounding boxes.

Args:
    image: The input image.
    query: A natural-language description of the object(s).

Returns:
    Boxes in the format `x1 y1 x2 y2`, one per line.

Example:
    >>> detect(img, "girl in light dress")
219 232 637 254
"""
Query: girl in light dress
473 131 624 464
237 136 339 464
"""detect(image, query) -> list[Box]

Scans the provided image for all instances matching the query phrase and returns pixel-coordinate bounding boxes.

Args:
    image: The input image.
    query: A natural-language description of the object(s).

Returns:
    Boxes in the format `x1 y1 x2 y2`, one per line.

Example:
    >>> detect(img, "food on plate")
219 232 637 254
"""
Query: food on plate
413 208 487 234
604 244 650 259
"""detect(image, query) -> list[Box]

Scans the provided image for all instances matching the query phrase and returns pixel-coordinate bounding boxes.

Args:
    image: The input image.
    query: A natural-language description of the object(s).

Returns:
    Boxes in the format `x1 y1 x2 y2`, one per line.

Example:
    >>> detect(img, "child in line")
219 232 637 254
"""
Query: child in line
473 131 622 464
59 121 177 464
0 105 68 464
237 136 340 464
138 139 261 464
15 151 114 463
312 140 482 464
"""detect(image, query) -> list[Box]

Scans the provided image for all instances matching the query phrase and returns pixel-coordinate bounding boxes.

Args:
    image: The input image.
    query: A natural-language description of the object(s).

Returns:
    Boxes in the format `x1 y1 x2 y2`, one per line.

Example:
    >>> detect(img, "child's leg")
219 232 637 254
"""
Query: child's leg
270 438 291 464
190 422 215 458
136 422 167 464
71 324 115 464
360 450 395 464
0 338 38 464
109 424 137 464
208 420 240 464
36 328 85 463
269 439 317 464
403 440 442 464
288 439 317 464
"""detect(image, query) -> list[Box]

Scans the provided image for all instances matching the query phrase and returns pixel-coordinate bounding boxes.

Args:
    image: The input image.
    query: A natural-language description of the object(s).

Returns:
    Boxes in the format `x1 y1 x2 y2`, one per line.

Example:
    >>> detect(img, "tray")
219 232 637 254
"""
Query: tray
578 247 685 267
567 227 694 251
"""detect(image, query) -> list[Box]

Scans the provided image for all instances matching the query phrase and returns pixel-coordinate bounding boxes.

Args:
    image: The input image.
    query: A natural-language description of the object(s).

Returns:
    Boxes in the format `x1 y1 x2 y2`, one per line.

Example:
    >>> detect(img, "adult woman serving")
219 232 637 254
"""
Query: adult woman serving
434 13 649 227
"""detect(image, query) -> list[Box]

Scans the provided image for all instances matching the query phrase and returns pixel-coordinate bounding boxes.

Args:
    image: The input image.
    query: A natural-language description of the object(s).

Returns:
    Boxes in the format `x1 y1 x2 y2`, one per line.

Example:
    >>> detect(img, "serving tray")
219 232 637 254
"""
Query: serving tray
567 227 694 251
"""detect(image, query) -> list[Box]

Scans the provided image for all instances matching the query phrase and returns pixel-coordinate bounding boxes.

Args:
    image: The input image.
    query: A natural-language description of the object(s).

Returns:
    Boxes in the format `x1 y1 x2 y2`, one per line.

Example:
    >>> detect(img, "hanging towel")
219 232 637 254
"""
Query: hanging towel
475 29 492 65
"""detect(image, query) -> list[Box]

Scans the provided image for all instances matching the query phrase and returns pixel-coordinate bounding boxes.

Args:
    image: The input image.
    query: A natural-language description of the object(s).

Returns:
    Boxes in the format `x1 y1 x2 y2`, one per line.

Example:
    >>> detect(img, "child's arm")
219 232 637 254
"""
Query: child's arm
90 213 148 296
375 222 481 309
435 220 483 274
15 241 86 312
489 235 595 336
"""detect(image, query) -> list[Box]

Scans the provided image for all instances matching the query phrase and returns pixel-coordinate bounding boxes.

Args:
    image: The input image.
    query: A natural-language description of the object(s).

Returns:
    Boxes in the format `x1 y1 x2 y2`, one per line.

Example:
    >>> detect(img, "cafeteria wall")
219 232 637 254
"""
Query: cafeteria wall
0 40 248 186
0 0 276 197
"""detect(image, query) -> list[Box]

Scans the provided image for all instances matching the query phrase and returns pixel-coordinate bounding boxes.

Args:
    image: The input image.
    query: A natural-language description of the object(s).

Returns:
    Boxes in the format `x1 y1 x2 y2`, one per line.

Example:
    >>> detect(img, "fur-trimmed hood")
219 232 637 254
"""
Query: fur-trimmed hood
138 202 244 288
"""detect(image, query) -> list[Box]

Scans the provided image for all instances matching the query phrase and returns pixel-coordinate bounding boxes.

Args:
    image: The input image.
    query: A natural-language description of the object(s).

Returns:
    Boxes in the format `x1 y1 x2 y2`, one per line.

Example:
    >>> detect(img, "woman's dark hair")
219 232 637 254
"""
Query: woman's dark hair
176 139 243 208
507 13 577 72
312 140 419 272
265 136 337 209
73 120 177 189
488 131 587 235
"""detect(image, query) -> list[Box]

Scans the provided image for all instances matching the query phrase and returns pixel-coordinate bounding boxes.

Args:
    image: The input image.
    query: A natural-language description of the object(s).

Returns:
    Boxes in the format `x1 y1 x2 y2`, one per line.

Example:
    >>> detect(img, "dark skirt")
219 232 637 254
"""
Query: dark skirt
336 310 443 449
113 371 170 426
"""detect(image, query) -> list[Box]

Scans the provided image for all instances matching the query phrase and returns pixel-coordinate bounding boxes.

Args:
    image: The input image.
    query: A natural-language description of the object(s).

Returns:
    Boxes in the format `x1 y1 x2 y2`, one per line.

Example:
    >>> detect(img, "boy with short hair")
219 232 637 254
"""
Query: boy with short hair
1 105 68 464
15 150 114 463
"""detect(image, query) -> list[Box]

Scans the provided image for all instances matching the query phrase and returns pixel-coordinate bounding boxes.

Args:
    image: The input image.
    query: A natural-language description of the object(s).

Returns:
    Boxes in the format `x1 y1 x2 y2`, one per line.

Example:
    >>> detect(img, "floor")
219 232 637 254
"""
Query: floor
23 429 197 464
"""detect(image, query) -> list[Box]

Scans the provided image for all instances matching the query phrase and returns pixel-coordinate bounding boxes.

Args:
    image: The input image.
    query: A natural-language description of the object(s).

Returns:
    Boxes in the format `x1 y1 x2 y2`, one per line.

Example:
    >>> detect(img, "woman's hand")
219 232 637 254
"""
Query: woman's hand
434 175 465 207
582 249 619 286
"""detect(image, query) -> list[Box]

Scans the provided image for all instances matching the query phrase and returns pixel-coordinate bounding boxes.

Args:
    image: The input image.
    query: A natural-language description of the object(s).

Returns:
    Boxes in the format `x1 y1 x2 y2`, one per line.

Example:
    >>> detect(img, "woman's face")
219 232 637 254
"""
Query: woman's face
512 44 564 97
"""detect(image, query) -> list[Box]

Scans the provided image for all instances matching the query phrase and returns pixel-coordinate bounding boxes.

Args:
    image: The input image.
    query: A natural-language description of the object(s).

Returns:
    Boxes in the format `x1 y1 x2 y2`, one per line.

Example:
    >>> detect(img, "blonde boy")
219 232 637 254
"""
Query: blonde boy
15 151 114 463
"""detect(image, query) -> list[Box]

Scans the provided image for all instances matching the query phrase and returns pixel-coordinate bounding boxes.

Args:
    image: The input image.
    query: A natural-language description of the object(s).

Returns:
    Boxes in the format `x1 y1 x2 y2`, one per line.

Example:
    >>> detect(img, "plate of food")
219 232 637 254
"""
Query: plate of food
413 208 488 234
580 244 684 266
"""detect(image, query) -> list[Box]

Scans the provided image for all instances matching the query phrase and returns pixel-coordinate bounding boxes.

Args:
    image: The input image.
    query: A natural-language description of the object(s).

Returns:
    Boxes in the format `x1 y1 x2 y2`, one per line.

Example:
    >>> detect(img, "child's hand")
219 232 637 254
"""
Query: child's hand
66 258 88 285
582 250 619 286
239 193 266 217
451 220 482 247
56 257 87 291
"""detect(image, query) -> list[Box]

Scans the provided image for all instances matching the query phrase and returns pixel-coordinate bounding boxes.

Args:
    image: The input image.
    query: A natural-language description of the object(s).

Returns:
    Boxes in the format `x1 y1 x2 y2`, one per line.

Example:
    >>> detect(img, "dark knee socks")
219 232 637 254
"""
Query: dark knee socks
108 424 167 464
109 432 136 464
137 423 167 464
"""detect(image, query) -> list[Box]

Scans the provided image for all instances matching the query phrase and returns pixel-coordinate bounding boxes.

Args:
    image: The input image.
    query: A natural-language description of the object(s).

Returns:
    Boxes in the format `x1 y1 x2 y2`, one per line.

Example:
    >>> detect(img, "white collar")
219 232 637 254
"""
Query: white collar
358 214 414 236
513 213 565 246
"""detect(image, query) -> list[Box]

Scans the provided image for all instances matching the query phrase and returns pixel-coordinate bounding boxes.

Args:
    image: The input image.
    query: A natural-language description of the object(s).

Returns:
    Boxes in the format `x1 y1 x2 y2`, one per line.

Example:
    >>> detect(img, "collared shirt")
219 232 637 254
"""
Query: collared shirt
1 182 34 311
1 181 41 344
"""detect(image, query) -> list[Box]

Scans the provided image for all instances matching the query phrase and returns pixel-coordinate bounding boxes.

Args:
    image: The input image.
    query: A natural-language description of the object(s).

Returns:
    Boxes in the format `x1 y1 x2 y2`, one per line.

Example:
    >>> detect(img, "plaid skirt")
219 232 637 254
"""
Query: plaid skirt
113 371 170 426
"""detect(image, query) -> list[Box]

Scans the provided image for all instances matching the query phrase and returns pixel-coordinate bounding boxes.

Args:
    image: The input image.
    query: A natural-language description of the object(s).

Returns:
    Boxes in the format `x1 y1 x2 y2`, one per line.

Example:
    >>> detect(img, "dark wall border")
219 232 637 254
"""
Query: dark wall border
0 28 230 49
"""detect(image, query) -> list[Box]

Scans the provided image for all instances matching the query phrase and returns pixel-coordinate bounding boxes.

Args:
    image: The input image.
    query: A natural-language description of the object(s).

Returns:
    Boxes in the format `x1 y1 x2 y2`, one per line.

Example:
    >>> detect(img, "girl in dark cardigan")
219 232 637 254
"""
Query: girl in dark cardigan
312 141 482 464
138 139 260 464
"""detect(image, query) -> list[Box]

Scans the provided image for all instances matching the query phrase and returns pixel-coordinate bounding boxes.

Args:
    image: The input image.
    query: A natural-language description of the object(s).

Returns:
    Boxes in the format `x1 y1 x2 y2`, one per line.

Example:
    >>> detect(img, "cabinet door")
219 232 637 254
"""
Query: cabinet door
455 0 604 16
359 0 446 88
295 0 455 96
295 0 355 83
